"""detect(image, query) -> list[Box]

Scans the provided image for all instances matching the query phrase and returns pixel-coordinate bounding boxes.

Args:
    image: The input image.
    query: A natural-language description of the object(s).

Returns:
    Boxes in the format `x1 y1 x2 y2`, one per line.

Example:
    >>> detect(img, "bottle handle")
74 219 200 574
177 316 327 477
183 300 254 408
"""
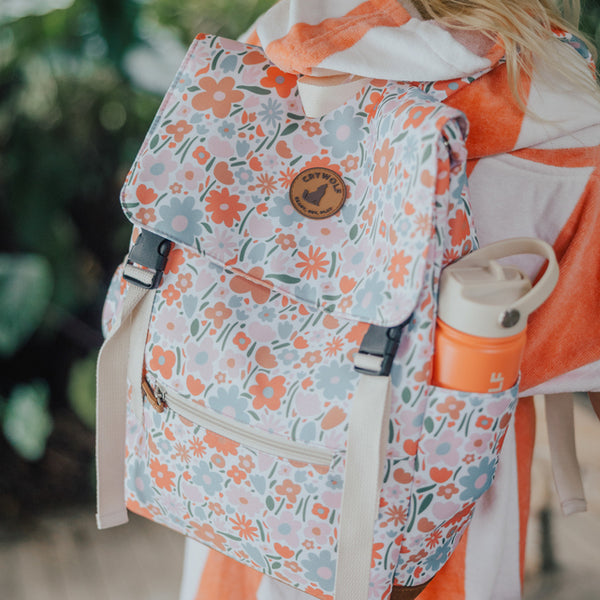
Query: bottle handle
456 237 559 320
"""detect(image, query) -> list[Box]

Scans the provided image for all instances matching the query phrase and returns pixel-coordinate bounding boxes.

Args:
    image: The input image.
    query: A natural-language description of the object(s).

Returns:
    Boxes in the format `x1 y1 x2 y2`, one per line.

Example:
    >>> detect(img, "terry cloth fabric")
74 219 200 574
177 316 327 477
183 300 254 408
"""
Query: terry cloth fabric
179 1 600 599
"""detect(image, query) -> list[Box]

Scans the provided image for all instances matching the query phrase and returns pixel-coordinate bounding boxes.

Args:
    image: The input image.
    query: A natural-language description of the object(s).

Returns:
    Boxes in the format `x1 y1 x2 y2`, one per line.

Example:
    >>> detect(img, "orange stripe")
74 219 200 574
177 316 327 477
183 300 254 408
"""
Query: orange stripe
417 530 467 600
264 0 410 75
194 549 263 600
514 397 536 588
245 29 261 46
445 65 530 159
514 146 600 391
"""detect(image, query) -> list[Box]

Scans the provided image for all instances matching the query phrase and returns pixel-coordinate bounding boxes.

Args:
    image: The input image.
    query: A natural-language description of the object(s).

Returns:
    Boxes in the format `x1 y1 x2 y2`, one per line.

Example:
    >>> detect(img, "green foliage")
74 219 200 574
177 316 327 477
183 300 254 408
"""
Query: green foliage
2 381 53 461
67 351 98 429
148 0 277 42
0 254 53 357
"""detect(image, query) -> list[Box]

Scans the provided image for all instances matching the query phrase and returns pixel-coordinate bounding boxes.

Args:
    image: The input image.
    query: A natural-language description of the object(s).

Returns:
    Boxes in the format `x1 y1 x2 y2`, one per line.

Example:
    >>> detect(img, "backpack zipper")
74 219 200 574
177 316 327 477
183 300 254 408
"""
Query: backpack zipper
146 382 334 467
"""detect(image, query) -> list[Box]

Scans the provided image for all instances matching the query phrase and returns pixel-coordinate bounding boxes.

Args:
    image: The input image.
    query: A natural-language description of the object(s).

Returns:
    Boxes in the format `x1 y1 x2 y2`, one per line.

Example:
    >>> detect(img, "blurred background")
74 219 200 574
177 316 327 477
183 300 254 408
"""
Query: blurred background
0 0 599 598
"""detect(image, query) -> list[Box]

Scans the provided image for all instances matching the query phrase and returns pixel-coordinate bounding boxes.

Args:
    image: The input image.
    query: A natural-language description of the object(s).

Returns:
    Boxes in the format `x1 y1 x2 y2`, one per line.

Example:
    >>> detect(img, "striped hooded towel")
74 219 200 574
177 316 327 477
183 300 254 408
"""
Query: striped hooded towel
180 1 600 599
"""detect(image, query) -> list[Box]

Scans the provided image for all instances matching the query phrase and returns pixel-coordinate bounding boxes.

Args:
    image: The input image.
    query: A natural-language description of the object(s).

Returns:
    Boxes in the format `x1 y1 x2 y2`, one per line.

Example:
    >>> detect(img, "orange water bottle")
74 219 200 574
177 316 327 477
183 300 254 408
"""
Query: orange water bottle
432 238 559 393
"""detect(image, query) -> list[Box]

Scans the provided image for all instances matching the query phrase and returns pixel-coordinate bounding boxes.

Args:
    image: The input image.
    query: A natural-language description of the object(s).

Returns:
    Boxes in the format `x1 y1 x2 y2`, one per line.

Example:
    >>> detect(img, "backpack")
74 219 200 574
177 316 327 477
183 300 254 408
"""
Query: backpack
96 34 521 600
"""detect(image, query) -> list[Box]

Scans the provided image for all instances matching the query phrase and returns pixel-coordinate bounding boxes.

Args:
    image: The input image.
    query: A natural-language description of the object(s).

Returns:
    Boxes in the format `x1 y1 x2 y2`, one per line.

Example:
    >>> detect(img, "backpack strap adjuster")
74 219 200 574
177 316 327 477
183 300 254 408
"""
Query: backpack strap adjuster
123 230 172 289
354 323 405 377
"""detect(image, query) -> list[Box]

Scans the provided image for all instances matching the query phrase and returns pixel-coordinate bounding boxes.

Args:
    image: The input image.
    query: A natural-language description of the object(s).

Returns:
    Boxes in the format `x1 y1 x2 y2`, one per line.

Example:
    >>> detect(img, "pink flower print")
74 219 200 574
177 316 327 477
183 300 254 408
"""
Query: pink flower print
156 307 187 342
141 149 178 189
466 432 493 454
266 512 302 547
238 454 255 473
437 483 459 500
225 486 263 517
421 430 462 466
275 233 297 251
203 230 238 260
176 273 193 293
304 519 332 545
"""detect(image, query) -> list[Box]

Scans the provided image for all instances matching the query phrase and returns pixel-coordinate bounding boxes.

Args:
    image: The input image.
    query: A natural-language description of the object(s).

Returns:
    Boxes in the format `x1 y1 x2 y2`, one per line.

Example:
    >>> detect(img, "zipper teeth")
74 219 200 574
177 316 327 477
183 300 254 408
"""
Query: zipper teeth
161 387 333 466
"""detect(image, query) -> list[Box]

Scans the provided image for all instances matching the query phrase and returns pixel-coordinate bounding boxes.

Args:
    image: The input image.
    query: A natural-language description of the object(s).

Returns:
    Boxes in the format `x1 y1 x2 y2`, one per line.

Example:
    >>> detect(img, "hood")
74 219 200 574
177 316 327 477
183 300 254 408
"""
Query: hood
247 0 600 158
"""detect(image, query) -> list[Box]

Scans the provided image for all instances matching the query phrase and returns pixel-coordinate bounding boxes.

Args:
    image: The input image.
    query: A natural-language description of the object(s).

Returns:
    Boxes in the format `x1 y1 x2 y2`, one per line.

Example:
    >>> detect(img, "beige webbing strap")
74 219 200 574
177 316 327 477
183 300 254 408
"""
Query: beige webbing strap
334 352 392 600
545 393 587 516
96 282 155 529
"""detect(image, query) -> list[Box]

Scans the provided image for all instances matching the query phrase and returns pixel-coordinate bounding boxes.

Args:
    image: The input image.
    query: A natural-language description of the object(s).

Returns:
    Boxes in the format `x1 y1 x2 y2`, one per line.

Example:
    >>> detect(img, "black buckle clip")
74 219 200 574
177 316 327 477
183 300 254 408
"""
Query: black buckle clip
354 323 406 377
123 230 172 289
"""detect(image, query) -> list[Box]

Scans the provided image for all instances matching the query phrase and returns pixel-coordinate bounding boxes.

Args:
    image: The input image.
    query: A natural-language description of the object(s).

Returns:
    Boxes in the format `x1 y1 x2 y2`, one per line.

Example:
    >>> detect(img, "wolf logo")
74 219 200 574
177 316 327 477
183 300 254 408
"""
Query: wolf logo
302 184 328 206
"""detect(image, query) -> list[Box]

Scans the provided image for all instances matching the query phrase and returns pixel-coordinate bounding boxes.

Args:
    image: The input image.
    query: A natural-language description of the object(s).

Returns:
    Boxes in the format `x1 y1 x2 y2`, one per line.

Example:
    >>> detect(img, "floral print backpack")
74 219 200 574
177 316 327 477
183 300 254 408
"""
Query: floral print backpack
96 35 519 600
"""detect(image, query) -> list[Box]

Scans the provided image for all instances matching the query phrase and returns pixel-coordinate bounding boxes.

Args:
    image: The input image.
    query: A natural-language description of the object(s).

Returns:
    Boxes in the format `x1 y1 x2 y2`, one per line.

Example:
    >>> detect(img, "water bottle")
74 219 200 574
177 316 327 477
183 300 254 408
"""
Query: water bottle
432 238 559 393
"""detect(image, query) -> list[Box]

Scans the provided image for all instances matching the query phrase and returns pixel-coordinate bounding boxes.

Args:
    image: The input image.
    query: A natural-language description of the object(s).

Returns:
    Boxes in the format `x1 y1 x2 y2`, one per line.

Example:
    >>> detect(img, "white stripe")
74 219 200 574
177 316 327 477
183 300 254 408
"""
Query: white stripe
179 538 211 600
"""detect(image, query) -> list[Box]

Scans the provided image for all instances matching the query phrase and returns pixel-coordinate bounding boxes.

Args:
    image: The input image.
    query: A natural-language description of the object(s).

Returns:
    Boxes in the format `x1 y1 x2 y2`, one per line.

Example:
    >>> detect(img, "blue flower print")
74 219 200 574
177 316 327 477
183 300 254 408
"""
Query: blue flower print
424 540 452 572
208 385 249 423
326 472 343 491
315 361 358 400
192 462 223 496
321 105 366 159
220 54 238 73
268 195 302 227
258 306 276 322
190 113 209 136
158 196 203 245
355 276 385 313
258 98 284 129
235 167 254 186
301 550 336 592
127 459 154 504
218 120 236 139
459 456 497 501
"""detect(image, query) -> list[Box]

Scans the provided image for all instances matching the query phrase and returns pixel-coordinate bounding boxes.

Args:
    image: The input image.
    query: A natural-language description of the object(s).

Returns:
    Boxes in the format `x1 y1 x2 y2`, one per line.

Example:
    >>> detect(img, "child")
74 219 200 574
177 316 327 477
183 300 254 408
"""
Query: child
180 1 600 598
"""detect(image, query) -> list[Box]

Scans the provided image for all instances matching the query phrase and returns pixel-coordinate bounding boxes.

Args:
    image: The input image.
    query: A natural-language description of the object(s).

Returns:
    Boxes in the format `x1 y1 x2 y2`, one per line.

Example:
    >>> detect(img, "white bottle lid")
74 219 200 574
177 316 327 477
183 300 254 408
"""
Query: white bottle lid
438 238 559 338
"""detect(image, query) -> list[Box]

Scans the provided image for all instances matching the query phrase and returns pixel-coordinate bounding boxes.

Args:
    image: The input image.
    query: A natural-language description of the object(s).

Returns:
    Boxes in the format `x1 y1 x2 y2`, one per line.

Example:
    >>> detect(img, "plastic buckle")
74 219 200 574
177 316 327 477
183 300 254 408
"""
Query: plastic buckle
123 230 172 289
354 323 406 377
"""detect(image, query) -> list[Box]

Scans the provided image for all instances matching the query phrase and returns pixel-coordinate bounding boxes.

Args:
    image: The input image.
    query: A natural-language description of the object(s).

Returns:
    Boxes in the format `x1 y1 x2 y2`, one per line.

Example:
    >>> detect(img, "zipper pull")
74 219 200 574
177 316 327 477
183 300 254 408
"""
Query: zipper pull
142 379 166 413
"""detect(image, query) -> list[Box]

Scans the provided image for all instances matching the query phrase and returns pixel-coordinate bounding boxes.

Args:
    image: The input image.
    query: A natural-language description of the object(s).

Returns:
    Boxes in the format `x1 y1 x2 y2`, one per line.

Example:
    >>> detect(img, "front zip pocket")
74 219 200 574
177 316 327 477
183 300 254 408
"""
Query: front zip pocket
147 383 334 467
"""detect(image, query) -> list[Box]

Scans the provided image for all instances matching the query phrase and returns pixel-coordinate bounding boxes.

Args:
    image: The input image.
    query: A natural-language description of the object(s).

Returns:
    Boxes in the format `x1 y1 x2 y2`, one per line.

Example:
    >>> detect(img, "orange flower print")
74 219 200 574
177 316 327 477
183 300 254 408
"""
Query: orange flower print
204 431 240 456
275 479 301 503
191 522 227 551
475 415 493 430
135 207 156 225
260 66 297 98
371 542 384 568
231 513 259 540
190 436 206 458
404 105 436 129
250 373 286 411
192 145 210 165
206 188 246 227
325 336 344 357
256 173 277 195
149 457 175 491
302 121 322 137
388 250 412 288
204 301 233 328
449 209 470 247
165 247 185 274
161 283 181 306
436 396 466 420
340 155 360 172
165 119 193 142
227 465 247 484
192 76 244 118
149 345 176 379
233 331 252 351
296 246 329 280
365 91 384 122
312 503 330 520
278 167 298 187
373 139 394 185
275 233 296 250
176 272 193 293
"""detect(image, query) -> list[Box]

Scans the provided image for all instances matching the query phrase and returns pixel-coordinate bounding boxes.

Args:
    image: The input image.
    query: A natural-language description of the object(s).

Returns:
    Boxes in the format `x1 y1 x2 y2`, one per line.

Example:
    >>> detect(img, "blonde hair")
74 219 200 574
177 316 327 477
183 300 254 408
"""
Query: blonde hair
411 0 598 108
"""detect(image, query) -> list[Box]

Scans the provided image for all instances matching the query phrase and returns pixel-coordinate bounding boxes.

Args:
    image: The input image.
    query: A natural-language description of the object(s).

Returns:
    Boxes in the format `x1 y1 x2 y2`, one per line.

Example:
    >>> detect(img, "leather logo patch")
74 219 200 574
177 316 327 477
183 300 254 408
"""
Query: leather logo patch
289 168 347 220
